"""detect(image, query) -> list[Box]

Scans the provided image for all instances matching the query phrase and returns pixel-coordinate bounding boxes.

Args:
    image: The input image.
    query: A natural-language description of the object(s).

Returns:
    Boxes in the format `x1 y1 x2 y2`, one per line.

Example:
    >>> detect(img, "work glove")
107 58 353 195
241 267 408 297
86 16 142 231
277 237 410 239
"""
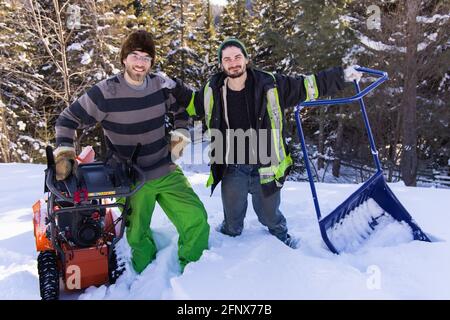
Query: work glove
170 129 191 161
54 146 77 181
155 71 176 89
344 65 363 83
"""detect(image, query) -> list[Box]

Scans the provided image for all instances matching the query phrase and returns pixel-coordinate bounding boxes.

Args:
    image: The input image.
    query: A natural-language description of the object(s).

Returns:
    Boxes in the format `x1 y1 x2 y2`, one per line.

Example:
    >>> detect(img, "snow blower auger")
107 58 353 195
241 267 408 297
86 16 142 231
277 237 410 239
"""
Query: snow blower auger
32 144 145 300
294 66 431 254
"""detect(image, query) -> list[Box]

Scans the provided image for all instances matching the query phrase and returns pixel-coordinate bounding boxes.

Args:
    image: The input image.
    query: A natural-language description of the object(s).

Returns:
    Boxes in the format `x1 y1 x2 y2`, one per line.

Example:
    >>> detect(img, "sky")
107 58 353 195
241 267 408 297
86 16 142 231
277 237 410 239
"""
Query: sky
210 0 227 6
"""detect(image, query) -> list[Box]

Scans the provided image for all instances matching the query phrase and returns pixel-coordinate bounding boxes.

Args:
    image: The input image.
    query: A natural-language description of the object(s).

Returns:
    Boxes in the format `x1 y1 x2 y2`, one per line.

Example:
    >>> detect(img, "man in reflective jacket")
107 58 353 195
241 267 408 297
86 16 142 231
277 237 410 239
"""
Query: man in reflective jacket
167 38 362 248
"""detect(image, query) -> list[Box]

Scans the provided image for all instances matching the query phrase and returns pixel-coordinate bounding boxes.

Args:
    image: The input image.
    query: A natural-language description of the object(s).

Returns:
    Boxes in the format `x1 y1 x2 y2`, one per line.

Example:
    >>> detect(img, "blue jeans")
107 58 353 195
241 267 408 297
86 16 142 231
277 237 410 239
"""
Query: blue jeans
220 164 288 241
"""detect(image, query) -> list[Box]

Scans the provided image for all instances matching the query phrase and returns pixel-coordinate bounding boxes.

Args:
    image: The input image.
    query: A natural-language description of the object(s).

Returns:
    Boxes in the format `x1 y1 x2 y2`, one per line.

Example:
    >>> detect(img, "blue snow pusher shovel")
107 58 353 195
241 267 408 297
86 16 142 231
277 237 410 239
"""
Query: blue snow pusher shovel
294 67 431 254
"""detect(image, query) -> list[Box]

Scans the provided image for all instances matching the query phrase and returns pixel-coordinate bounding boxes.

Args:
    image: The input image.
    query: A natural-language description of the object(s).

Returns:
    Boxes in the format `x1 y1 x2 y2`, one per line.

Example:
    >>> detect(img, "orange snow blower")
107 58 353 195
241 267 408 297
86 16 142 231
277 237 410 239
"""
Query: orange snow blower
32 145 144 300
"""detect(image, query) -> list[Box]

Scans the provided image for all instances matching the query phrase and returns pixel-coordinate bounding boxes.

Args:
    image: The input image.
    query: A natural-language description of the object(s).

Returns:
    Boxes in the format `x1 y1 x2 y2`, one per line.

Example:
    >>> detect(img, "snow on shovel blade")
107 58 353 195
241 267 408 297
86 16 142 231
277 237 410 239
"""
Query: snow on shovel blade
319 172 431 254
325 198 412 253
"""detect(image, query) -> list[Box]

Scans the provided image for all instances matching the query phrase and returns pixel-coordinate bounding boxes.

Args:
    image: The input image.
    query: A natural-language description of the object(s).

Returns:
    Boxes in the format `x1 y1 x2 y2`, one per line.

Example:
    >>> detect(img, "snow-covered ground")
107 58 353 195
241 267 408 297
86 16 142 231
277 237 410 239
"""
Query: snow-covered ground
0 143 449 300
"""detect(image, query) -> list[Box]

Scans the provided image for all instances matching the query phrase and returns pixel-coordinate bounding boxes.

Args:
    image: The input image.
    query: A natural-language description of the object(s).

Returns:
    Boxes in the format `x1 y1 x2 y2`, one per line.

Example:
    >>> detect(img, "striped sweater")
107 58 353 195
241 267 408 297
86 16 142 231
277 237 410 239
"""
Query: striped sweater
55 73 189 181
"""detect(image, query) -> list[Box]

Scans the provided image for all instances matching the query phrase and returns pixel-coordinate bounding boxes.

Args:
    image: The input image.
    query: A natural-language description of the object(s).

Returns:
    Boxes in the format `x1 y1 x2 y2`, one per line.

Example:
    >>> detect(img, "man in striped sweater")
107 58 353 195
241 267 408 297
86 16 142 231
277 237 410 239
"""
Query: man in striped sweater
54 30 210 274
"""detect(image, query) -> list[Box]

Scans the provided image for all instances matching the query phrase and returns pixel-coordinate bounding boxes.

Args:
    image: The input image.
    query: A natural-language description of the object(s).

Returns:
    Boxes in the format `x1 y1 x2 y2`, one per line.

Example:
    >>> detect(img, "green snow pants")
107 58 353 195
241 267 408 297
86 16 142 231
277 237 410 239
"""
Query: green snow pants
125 166 209 273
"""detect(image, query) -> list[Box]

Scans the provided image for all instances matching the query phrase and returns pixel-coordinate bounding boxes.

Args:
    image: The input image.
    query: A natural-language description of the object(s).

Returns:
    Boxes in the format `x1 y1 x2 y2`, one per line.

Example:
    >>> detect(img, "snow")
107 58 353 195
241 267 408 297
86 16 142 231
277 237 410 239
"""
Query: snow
326 198 414 253
416 14 450 24
356 31 406 53
106 44 119 54
81 51 92 65
67 43 83 51
0 143 450 299
356 28 443 53
439 72 449 92
41 64 52 71
17 121 26 131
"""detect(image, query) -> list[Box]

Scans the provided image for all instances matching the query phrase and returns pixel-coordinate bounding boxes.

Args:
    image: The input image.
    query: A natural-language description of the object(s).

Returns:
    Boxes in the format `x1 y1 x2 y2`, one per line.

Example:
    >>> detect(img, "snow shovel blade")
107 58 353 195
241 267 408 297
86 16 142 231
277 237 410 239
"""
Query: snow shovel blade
319 171 431 253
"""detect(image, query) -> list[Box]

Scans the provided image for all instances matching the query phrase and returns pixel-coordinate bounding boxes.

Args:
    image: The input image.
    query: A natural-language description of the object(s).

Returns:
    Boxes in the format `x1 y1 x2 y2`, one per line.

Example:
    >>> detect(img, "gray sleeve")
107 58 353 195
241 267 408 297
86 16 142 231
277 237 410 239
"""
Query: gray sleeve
55 85 107 146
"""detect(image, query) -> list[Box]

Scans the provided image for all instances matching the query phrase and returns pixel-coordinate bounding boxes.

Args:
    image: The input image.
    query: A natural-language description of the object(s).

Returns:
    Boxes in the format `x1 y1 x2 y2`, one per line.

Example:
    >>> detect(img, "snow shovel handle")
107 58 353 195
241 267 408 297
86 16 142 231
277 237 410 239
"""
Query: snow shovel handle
297 67 388 108
293 67 388 222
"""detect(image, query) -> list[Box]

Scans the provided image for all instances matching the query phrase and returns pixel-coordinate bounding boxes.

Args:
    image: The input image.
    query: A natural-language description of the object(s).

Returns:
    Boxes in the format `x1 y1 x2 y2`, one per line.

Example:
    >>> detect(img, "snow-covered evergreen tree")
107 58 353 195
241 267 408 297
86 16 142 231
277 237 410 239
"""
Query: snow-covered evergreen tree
345 0 449 185
1 0 58 162
217 0 256 48
155 0 204 87
194 0 220 83
251 0 301 73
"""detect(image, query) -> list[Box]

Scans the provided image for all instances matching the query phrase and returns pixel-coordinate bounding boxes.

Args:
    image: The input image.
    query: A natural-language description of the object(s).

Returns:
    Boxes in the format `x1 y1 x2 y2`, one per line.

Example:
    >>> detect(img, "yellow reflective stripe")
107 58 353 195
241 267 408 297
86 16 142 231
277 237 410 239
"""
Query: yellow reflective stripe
203 82 214 129
266 88 283 162
259 166 274 173
203 81 215 188
304 75 319 101
260 72 293 186
259 163 276 184
206 170 214 187
275 154 293 180
260 176 275 184
259 166 275 179
304 78 310 101
258 154 292 184
273 87 288 157
313 76 319 99
186 92 196 116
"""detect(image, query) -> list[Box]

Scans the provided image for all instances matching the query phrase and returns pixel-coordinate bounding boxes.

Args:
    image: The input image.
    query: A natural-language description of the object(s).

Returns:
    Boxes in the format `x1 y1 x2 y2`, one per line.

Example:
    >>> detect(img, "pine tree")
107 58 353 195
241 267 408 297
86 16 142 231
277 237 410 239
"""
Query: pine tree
150 0 203 87
217 0 256 48
0 0 135 161
0 0 57 162
253 0 355 176
193 0 220 83
346 0 450 185
252 0 301 73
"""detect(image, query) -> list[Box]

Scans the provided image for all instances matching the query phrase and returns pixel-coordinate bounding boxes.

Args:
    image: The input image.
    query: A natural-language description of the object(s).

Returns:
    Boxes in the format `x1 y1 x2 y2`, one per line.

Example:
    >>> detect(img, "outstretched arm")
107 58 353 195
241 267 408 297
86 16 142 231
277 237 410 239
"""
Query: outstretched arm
157 72 207 120
54 85 106 179
274 66 361 110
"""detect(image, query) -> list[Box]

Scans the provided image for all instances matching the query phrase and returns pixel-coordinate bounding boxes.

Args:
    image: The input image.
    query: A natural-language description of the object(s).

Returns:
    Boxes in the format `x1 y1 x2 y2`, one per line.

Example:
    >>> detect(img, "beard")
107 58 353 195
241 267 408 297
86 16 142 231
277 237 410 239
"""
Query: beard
224 65 246 79
125 64 149 82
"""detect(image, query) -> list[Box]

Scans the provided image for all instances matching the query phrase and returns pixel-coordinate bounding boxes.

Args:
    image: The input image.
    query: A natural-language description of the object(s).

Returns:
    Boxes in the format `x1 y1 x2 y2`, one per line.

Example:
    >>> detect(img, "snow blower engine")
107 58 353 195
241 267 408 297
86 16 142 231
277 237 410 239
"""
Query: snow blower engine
32 145 145 300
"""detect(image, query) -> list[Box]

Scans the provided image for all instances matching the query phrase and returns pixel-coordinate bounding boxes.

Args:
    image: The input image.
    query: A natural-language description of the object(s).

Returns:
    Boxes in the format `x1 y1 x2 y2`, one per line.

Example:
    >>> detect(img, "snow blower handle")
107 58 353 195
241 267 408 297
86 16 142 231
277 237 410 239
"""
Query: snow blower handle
44 145 146 203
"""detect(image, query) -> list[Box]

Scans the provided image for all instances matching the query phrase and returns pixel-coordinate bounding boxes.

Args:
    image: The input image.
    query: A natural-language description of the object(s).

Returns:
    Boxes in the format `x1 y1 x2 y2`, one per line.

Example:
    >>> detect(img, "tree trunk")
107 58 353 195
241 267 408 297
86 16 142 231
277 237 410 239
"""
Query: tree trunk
388 108 402 182
317 108 325 170
332 107 345 177
180 0 185 82
0 102 11 162
400 0 419 186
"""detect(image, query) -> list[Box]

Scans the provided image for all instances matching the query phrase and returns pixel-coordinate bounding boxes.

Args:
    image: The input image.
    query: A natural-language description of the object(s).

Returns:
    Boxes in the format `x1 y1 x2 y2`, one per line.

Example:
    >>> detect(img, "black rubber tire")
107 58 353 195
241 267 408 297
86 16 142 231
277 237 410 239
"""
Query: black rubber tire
108 246 125 284
37 251 60 300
